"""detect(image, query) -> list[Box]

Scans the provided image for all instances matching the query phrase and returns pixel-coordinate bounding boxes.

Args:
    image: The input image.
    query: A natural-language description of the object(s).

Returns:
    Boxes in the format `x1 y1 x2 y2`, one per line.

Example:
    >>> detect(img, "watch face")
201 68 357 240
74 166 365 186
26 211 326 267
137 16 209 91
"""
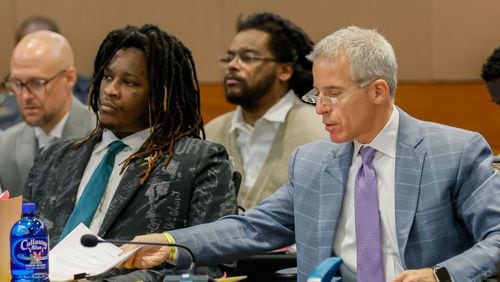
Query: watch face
434 266 452 282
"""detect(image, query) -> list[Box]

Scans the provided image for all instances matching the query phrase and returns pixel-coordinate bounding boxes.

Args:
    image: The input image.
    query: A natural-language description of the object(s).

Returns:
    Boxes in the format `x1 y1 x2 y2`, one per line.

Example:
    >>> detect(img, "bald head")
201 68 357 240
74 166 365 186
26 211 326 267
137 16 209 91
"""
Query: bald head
12 30 74 71
8 30 76 133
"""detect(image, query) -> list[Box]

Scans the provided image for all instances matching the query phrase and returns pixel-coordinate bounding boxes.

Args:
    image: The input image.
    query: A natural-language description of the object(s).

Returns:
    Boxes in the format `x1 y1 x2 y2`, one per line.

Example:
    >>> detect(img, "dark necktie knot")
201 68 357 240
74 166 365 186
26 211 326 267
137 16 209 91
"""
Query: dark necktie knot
359 146 377 165
107 140 127 156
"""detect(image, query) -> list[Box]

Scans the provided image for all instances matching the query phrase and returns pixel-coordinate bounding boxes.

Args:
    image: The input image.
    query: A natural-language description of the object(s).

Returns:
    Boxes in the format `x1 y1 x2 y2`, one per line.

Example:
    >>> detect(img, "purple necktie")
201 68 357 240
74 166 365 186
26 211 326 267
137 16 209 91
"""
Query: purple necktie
355 146 384 281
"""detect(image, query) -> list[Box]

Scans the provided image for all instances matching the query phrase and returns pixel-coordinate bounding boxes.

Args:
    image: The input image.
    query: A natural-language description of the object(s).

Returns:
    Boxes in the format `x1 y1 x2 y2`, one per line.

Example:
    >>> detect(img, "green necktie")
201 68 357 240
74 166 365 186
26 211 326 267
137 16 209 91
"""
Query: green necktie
60 140 126 240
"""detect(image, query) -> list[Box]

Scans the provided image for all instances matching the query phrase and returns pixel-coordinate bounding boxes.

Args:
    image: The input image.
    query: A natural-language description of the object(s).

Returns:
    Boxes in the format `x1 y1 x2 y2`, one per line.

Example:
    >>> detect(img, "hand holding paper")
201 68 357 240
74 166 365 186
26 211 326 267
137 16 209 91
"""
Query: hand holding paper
49 223 139 281
121 233 171 269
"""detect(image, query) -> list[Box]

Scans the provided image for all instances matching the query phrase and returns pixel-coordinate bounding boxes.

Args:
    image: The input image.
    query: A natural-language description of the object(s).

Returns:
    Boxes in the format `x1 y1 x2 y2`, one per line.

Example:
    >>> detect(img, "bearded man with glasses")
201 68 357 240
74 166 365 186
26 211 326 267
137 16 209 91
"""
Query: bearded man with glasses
208 12 326 210
0 30 95 196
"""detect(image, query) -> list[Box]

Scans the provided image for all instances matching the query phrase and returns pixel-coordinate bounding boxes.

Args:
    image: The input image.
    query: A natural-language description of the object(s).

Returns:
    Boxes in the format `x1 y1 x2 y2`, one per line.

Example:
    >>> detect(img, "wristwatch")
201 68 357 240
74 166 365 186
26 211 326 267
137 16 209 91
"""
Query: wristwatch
432 265 452 282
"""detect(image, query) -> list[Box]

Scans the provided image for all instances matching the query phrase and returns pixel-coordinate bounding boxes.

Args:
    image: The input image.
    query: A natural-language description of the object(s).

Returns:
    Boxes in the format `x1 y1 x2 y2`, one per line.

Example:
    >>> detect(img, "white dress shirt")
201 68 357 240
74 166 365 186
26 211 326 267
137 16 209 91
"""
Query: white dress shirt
333 106 404 281
230 90 296 190
76 128 150 233
34 112 69 148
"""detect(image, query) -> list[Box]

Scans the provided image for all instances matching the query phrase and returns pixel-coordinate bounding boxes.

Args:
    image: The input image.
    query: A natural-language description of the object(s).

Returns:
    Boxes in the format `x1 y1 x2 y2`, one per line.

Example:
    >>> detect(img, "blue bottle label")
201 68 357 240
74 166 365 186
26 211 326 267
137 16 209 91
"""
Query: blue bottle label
11 237 49 274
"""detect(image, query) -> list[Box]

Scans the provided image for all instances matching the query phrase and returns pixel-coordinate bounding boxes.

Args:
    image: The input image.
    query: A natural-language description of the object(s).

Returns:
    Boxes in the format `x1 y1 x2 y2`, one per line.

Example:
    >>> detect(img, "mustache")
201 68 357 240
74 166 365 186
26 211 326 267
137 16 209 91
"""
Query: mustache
99 99 117 110
224 72 243 83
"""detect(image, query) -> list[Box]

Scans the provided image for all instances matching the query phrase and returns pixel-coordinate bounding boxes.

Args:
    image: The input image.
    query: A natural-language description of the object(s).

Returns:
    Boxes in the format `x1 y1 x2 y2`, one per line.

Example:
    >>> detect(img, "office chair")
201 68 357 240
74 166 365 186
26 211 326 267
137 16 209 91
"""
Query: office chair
231 171 245 214
232 171 242 196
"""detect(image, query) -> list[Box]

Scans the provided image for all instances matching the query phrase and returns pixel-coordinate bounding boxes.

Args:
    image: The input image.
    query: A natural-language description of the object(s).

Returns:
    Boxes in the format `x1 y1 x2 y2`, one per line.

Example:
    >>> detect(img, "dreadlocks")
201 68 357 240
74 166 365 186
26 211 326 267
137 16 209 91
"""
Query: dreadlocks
80 24 204 184
236 12 314 97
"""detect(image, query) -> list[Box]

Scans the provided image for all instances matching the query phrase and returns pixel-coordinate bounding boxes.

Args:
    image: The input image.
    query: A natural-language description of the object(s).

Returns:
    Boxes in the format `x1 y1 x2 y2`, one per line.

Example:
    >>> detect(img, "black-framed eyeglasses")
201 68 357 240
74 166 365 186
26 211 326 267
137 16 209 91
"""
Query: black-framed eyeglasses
219 53 278 67
2 69 68 96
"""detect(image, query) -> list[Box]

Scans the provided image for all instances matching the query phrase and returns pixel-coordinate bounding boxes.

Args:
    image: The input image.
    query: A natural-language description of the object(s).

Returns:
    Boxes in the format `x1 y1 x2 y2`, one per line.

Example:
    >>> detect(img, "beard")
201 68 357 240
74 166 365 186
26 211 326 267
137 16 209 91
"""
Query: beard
224 72 276 109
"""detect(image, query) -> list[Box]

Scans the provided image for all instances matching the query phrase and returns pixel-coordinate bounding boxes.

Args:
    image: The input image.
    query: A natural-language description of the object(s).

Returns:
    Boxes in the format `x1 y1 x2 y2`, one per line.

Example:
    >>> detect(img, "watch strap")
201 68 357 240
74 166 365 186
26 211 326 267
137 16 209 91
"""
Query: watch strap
433 265 452 282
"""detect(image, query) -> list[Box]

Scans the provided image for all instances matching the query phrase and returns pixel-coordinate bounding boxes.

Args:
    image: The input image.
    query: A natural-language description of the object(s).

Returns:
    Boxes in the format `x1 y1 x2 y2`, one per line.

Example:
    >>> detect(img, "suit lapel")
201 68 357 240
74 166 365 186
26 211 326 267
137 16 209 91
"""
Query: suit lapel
394 109 425 265
248 97 301 196
98 159 146 237
228 127 243 175
243 124 286 201
316 142 353 256
55 137 98 225
61 98 94 139
227 127 245 197
16 126 37 186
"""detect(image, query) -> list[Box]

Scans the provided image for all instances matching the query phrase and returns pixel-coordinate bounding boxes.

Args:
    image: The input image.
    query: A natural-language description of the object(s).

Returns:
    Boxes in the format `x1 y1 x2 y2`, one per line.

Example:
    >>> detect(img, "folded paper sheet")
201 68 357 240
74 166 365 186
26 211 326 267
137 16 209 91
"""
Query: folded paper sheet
49 223 138 281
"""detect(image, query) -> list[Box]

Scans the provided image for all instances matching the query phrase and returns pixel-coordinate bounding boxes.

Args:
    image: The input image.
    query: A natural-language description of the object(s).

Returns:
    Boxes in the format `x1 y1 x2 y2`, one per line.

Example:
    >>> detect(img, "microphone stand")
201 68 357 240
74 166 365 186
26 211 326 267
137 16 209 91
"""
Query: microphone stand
81 235 211 282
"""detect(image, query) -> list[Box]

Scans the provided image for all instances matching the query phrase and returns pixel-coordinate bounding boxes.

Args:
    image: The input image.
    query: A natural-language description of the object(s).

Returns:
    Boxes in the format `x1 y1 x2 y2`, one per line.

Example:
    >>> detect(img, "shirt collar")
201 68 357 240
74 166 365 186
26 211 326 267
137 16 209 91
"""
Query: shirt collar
229 89 296 133
353 106 399 158
94 128 151 154
34 111 70 140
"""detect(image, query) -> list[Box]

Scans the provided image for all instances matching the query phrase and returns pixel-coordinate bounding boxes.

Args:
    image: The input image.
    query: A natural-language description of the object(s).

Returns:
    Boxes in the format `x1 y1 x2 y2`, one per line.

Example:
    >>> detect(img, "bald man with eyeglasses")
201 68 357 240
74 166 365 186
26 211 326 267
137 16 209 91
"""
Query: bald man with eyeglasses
0 30 95 196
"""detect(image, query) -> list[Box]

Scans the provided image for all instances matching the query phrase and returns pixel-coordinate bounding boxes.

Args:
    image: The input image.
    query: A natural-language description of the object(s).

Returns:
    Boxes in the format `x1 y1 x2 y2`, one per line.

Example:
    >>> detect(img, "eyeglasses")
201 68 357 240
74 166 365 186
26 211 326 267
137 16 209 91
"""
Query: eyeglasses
2 69 68 96
302 78 381 108
219 53 278 67
301 88 345 107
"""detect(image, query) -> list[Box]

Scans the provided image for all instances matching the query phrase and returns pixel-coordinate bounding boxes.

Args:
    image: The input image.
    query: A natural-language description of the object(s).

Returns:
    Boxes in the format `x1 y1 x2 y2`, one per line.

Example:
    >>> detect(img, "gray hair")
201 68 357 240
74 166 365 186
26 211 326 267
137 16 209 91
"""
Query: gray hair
307 26 398 97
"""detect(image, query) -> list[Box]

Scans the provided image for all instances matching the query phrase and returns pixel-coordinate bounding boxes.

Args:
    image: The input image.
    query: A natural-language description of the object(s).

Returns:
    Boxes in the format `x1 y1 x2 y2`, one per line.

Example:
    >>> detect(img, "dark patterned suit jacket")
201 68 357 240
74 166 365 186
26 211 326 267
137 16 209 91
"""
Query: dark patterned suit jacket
23 131 237 248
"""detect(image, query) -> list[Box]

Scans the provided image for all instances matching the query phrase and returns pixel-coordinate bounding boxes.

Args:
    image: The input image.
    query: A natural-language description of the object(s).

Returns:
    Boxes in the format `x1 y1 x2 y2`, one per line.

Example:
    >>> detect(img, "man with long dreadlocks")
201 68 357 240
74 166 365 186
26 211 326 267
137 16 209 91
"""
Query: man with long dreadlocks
23 24 237 278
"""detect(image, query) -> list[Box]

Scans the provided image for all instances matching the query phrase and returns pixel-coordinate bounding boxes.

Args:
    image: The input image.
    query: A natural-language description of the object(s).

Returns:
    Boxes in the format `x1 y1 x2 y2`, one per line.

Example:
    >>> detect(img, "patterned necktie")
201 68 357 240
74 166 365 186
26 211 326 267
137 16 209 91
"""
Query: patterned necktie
60 140 127 240
355 146 384 281
39 135 58 149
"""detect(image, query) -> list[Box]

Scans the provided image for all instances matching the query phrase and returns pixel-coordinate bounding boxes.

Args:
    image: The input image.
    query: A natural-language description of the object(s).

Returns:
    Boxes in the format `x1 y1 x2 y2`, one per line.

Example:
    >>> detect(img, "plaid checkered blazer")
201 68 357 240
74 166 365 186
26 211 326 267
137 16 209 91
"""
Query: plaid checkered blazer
171 108 500 282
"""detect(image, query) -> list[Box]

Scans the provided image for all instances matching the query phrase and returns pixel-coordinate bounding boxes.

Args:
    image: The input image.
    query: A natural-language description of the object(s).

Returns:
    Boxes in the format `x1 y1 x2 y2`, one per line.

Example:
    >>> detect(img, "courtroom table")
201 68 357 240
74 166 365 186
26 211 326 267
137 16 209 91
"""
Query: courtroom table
223 253 297 282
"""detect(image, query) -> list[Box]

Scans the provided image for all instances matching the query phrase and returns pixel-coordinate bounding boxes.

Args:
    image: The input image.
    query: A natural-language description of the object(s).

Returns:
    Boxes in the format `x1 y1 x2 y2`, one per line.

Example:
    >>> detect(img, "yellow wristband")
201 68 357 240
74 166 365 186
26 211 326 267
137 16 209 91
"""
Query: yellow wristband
163 232 177 261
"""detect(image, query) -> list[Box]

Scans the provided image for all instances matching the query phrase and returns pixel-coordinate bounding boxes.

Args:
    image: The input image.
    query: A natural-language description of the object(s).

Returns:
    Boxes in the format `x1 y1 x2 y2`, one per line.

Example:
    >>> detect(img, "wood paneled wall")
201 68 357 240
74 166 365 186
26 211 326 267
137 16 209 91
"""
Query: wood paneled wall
1 2 498 151
1 0 500 82
200 83 500 154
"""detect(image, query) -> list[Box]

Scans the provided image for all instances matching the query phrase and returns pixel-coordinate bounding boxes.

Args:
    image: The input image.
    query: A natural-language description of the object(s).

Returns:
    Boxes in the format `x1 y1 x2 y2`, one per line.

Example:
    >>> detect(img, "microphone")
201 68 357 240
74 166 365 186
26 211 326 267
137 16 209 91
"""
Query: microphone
81 234 210 282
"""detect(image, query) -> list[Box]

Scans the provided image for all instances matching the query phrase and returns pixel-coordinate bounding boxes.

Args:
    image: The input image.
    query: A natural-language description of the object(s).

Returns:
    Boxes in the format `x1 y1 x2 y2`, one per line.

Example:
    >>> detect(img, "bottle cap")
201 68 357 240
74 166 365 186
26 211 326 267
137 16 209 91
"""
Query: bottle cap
22 202 36 214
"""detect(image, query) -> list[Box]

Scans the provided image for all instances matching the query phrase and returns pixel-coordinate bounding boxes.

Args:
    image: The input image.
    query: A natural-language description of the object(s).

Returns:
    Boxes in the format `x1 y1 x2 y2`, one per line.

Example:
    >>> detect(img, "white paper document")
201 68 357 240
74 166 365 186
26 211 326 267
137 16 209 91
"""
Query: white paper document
49 223 139 281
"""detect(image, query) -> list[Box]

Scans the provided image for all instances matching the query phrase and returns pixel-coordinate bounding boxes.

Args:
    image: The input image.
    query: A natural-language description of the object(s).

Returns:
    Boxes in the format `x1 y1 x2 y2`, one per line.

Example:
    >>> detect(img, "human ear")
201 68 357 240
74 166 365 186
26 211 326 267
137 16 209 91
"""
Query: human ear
371 79 390 103
278 63 293 82
65 66 78 89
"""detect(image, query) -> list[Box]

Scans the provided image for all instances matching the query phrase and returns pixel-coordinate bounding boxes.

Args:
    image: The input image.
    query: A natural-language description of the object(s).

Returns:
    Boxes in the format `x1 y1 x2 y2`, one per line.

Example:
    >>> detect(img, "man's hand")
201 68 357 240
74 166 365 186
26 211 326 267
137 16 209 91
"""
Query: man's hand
121 233 171 269
391 268 436 282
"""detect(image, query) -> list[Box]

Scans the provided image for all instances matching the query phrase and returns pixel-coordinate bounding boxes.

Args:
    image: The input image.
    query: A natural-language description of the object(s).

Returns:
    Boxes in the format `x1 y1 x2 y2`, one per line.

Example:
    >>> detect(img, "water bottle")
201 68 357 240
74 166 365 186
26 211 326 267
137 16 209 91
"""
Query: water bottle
10 202 49 281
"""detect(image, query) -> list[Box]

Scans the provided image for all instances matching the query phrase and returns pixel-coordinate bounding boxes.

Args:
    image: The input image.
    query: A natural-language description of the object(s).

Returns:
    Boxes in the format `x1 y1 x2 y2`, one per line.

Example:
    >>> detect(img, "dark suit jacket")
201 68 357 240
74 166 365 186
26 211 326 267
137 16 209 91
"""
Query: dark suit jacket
23 131 237 248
